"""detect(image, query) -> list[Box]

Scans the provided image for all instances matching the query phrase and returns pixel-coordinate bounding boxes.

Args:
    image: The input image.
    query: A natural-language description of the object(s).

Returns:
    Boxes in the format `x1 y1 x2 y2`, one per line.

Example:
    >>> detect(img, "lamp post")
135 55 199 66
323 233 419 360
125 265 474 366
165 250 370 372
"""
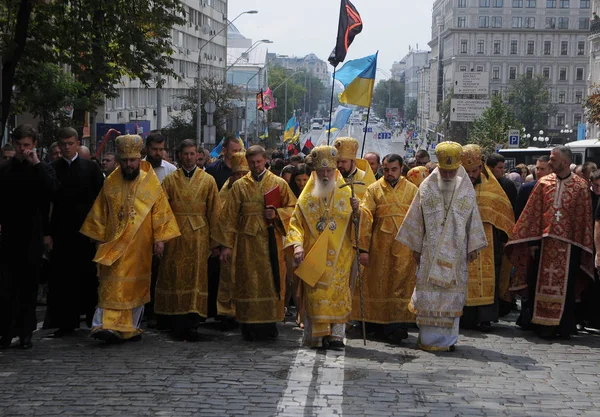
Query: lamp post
225 39 273 73
532 129 550 147
560 124 574 142
196 10 258 144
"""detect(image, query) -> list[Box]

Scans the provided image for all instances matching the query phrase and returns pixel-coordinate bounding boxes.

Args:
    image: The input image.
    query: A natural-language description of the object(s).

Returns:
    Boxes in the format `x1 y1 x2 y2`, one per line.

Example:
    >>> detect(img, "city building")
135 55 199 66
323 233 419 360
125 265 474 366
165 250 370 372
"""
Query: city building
391 60 407 81
404 50 432 117
425 0 592 141
270 53 331 86
417 64 432 133
587 0 600 139
97 0 228 137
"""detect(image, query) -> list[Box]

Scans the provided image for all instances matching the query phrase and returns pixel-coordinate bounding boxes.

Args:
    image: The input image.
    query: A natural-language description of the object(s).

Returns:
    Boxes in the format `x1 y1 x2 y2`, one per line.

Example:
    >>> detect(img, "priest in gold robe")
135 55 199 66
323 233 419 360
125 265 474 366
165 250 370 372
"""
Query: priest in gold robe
396 142 487 352
354 153 418 343
285 146 363 349
218 146 296 341
460 145 515 332
80 135 180 343
154 140 220 341
333 137 376 199
216 151 249 322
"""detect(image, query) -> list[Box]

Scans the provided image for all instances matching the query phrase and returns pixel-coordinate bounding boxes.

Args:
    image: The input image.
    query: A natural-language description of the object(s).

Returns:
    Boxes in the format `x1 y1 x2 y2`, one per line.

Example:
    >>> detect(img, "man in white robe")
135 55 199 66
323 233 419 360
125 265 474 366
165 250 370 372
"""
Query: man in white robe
396 141 487 351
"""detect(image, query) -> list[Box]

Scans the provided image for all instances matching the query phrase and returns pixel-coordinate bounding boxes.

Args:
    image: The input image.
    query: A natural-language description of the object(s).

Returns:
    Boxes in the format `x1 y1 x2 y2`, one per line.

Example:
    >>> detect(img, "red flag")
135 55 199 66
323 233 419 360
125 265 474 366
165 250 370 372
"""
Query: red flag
302 138 314 155
262 87 276 111
256 90 264 111
328 0 363 67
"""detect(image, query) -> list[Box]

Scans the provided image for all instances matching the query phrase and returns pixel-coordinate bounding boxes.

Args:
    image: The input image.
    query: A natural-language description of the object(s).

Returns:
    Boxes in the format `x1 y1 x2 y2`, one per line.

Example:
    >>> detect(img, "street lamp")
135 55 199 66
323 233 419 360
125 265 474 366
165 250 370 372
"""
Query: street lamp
560 124 574 142
196 10 258 144
226 39 273 73
532 129 550 146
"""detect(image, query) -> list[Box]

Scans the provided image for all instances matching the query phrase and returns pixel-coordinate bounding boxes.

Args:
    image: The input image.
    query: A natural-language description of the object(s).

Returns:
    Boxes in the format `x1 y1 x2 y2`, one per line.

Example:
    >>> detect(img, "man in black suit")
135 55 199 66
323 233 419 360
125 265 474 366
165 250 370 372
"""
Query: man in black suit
46 127 104 337
486 153 517 208
0 125 57 349
514 155 551 220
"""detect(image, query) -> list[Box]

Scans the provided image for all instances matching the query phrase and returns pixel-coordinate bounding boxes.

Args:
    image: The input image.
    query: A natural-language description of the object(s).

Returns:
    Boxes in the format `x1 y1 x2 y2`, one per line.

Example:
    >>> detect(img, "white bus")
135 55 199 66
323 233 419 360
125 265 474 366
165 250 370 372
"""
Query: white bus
499 140 600 169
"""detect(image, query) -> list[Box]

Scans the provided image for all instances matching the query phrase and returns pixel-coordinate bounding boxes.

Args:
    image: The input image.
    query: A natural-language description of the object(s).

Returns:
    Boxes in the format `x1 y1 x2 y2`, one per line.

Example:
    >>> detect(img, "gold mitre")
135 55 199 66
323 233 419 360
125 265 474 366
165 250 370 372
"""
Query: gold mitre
305 146 338 169
231 151 249 173
333 137 359 160
461 144 483 170
116 135 143 159
435 141 463 170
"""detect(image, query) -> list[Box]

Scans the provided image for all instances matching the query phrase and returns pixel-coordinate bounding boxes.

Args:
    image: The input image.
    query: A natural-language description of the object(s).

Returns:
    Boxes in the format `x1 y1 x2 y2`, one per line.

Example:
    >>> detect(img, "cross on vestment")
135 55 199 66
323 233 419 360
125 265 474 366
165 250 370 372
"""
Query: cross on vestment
542 266 562 294
555 210 563 223
138 189 153 204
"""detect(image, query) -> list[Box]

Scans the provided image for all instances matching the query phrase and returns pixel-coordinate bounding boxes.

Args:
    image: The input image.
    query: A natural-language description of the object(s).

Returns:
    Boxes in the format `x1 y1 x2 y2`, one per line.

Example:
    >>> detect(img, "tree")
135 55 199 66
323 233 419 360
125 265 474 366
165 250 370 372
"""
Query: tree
373 79 404 120
405 99 418 122
267 66 308 125
507 75 557 132
1 0 186 138
583 83 600 127
468 95 523 154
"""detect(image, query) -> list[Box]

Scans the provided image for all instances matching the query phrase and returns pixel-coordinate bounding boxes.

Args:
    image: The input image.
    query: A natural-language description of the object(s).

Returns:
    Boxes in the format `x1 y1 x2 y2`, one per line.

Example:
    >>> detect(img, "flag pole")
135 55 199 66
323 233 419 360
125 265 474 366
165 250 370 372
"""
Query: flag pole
327 67 337 145
360 105 371 158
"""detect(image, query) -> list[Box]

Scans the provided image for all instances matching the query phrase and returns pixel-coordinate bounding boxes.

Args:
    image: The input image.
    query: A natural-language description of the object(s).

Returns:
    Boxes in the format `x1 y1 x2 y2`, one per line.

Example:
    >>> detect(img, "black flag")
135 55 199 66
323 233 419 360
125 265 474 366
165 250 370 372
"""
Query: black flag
328 0 363 67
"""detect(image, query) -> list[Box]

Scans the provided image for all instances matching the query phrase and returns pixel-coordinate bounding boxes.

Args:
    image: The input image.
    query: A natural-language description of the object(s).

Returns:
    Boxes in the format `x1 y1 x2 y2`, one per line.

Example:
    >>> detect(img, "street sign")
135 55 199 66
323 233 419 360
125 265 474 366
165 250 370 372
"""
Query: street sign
508 129 520 148
377 132 392 140
454 72 490 95
412 131 418 138
363 127 373 133
450 99 491 122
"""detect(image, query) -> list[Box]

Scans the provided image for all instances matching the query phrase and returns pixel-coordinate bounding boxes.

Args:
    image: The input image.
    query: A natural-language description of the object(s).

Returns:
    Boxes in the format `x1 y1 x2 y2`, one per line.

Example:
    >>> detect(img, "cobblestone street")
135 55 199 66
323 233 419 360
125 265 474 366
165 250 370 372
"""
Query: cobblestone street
0 310 599 417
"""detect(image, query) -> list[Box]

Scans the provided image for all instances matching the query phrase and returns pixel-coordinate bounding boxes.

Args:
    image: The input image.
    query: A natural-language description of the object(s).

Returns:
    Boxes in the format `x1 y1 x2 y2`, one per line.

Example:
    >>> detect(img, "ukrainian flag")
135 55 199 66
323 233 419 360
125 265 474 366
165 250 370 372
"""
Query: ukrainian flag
335 52 378 108
283 116 300 142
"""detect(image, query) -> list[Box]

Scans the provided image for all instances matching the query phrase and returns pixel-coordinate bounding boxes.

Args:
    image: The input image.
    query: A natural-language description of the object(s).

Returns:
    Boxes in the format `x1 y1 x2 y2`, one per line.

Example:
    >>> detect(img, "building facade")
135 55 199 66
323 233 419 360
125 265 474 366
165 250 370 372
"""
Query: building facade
404 50 432 116
98 0 228 135
425 0 591 139
391 60 407 81
271 54 331 86
587 0 600 139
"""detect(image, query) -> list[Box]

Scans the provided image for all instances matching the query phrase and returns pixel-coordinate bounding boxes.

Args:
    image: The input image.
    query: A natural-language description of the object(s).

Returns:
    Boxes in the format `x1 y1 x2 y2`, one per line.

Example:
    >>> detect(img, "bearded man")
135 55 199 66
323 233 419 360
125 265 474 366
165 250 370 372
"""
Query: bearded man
285 146 364 349
396 142 487 352
333 137 376 199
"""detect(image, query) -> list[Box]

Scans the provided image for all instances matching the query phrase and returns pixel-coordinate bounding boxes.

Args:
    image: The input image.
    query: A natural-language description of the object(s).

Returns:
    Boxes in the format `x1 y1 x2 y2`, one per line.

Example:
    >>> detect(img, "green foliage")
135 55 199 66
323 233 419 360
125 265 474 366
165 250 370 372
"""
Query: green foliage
507 75 557 132
405 99 418 122
373 79 404 120
583 83 600 127
468 94 522 154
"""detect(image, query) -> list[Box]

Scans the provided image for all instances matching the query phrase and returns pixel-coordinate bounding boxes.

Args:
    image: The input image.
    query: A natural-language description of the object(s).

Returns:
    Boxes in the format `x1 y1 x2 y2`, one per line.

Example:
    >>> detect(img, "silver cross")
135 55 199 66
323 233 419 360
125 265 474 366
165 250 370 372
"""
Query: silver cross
555 210 563 222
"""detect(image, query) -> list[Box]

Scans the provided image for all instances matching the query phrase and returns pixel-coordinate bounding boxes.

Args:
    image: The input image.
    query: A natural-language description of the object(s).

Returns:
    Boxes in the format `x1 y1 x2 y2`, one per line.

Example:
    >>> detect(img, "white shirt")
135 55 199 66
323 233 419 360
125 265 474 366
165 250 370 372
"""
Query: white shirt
62 152 79 165
144 158 176 183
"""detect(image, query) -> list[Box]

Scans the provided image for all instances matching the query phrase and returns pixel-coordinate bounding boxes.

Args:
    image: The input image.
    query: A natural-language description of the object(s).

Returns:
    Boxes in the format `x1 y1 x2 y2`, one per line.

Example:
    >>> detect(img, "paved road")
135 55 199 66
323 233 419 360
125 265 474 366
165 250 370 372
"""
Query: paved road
1 309 599 416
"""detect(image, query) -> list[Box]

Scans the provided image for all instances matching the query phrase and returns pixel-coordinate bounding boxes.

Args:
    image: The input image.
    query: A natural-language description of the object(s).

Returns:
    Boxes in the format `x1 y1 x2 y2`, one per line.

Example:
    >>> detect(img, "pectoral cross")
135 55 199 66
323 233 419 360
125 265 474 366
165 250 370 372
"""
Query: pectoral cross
555 210 563 223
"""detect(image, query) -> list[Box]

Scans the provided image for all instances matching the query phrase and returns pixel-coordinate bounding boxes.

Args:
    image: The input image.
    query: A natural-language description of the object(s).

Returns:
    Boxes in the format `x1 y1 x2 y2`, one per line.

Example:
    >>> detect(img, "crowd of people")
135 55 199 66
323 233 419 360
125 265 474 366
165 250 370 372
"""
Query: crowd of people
0 124 598 352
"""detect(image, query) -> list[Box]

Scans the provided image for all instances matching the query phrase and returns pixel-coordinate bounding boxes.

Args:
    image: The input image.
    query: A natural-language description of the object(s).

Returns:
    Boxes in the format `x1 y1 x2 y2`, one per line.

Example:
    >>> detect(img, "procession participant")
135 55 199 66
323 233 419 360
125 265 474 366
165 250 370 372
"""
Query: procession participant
285 146 363 348
514 155 552 220
80 135 180 343
48 142 62 162
78 146 91 160
154 140 220 341
460 145 515 332
507 146 594 339
486 153 517 208
406 166 429 188
333 137 376 199
101 152 118 177
415 150 430 167
355 154 418 343
1 144 15 161
218 146 296 341
205 135 243 190
46 127 105 336
396 141 487 352
216 152 250 322
364 152 382 180
0 125 57 349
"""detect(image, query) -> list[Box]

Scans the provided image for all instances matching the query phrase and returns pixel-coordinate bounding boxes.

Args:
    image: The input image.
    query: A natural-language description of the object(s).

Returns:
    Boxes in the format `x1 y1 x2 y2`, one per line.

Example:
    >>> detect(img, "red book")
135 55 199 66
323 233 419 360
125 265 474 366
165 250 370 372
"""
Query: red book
264 186 282 208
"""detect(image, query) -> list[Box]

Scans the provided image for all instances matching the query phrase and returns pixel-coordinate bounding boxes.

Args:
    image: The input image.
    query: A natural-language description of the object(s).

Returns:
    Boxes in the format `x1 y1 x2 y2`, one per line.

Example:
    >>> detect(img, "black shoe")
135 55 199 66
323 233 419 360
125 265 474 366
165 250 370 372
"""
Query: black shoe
19 334 33 349
0 336 12 349
388 328 409 344
92 330 121 344
327 340 345 350
218 317 239 331
479 322 492 333
183 329 204 342
49 328 74 338
448 345 456 352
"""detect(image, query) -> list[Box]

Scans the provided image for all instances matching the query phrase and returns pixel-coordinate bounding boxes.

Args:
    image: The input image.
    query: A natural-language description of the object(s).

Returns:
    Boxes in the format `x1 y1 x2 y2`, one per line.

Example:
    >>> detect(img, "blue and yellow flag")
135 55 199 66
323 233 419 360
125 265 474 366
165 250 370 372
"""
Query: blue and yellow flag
260 126 269 140
283 116 300 142
335 52 378 108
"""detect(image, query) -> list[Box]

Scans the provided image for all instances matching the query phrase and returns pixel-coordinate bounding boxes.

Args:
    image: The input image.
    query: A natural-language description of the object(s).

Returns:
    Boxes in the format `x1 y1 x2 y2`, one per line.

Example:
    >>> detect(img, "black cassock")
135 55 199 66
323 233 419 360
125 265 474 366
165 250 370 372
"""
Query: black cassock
46 156 104 331
0 158 57 339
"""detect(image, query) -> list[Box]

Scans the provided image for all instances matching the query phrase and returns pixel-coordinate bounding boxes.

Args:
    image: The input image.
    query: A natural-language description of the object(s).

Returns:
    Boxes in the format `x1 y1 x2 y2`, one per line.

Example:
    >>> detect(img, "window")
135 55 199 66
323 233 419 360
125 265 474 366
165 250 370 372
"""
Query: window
458 16 467 27
513 0 523 5
458 0 467 6
524 17 536 28
509 67 517 79
493 66 500 79
558 17 569 28
492 16 503 27
527 40 535 54
578 41 586 55
526 67 534 78
526 0 537 6
581 0 590 7
494 40 502 54
557 113 566 126
477 40 485 53
544 40 552 54
493 0 504 6
574 113 582 126
575 91 583 103
492 89 500 96
512 17 523 27
559 0 569 7
480 0 490 5
459 65 468 72
546 17 556 28
576 67 584 80
559 67 567 80
579 17 590 29
461 39 468 53
479 16 490 27
476 65 485 72
546 0 556 6
561 41 568 55
559 91 566 103
511 40 518 54
543 67 550 78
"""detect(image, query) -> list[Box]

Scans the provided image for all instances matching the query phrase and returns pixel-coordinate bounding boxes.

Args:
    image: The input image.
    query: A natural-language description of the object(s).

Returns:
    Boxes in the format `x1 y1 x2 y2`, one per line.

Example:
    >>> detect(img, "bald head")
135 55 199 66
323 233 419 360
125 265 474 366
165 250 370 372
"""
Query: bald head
79 146 91 160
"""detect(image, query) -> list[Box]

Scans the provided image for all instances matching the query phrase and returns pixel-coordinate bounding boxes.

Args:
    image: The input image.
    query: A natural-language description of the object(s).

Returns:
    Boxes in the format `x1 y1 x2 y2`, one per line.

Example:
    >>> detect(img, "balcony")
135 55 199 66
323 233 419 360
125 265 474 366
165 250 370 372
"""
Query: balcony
591 19 600 36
